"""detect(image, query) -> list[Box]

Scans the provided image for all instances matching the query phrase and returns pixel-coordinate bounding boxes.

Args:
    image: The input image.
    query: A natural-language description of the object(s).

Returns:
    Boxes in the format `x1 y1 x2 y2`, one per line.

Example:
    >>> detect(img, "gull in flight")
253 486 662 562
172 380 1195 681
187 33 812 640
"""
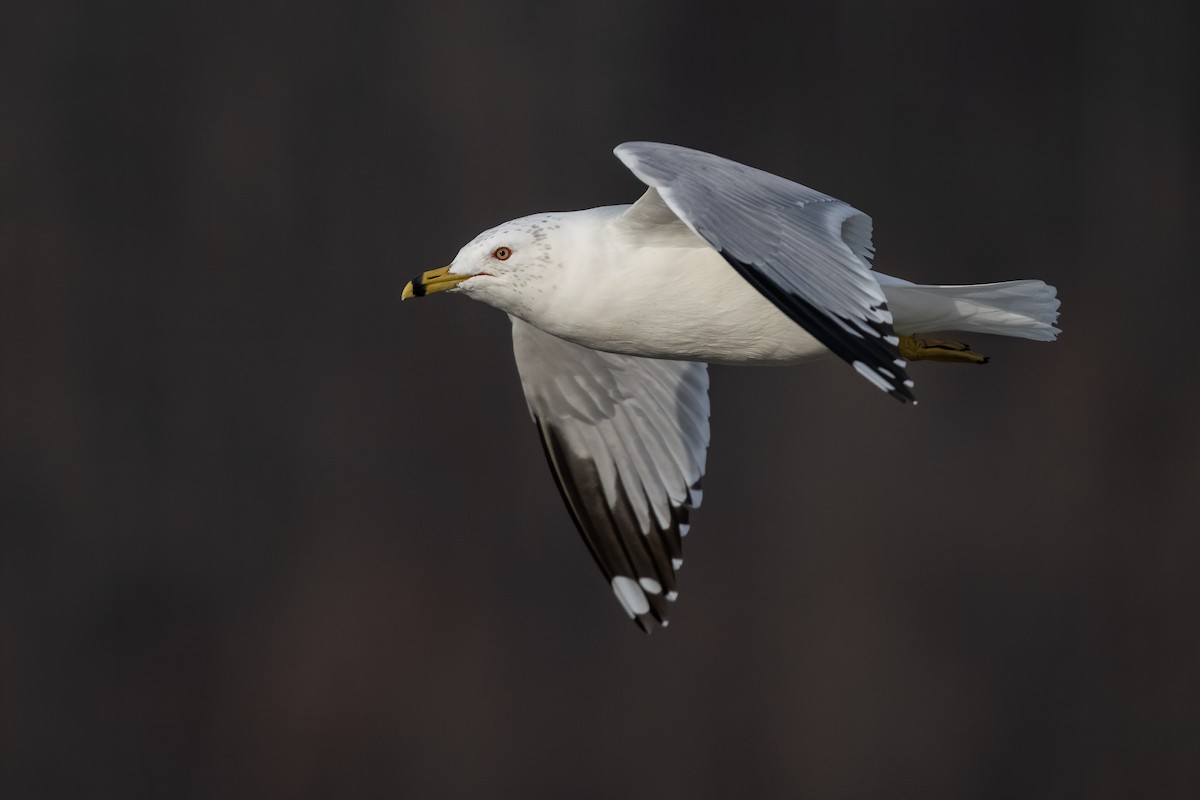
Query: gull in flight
403 142 1060 631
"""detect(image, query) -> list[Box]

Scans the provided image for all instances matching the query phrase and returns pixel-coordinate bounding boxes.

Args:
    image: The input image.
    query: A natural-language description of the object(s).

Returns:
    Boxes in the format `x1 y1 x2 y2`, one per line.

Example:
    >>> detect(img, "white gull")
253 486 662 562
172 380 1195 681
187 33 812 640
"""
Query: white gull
403 142 1061 630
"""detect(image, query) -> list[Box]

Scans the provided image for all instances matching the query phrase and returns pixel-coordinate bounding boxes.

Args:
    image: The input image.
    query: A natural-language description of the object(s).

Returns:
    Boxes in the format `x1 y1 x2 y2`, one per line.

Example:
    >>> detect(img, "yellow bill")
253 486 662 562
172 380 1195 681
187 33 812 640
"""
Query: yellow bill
402 265 470 300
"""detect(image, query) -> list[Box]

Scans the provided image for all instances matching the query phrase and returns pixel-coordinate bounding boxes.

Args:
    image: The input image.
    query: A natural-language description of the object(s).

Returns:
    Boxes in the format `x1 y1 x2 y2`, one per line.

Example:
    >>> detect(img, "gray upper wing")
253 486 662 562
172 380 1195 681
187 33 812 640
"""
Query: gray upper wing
510 316 710 631
614 141 914 402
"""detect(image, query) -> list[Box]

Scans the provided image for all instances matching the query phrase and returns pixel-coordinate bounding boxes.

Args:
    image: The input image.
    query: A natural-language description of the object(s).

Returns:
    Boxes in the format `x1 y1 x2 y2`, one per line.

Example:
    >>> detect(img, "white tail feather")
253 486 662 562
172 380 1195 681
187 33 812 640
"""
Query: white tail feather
877 276 1061 341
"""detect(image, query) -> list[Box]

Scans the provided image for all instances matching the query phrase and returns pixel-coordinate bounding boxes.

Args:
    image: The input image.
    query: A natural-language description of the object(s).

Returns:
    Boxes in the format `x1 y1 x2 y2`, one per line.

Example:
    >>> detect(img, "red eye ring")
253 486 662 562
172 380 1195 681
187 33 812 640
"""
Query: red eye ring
492 246 512 261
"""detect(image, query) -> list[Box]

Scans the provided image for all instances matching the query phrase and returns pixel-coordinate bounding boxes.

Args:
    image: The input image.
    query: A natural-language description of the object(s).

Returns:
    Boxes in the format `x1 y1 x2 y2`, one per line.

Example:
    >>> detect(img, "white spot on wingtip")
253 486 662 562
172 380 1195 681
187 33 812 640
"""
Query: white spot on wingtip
639 577 662 594
666 591 679 602
679 523 690 538
611 576 649 616
884 335 900 346
671 558 683 570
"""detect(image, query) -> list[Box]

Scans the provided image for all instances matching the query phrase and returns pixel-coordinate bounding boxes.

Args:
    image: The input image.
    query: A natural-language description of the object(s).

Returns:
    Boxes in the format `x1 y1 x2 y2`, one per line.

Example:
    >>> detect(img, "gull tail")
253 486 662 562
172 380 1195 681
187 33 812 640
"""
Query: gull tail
877 276 1061 341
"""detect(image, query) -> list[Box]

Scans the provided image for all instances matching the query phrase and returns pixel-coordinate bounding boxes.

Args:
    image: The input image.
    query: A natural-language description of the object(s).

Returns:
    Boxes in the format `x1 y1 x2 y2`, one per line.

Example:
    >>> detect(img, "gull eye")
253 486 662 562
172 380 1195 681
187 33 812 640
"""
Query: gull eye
492 246 512 261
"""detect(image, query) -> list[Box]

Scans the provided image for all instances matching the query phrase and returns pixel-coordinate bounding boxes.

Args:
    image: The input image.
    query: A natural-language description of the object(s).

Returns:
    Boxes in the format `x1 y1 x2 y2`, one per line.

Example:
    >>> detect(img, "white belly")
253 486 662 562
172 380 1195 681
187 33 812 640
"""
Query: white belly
542 243 830 365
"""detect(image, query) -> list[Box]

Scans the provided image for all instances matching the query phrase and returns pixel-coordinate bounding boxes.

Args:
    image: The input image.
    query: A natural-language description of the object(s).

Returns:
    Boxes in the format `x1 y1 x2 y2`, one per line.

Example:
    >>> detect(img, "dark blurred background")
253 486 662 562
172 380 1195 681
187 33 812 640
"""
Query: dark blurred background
2 0 1197 797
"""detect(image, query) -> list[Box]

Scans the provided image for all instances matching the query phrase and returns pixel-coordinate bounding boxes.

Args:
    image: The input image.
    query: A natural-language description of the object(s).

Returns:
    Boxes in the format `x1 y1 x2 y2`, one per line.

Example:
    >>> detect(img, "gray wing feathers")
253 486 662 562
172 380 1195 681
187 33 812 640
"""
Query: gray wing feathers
614 141 914 401
615 142 887 321
511 316 710 630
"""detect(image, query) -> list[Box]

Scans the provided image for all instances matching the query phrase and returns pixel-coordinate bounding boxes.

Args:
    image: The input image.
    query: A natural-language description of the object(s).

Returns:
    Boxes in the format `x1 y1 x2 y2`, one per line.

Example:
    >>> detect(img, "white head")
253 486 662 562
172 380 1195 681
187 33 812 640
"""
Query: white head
402 212 566 319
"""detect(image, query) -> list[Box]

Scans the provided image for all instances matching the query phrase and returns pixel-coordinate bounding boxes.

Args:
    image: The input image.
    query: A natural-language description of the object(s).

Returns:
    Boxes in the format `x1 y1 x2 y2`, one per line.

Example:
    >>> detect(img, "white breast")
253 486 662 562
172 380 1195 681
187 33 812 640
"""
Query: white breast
536 211 830 366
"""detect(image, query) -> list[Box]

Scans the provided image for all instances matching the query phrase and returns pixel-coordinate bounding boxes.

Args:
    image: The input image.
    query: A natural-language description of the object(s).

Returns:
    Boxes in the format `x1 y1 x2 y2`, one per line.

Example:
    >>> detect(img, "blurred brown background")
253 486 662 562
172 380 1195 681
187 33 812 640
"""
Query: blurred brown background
2 0 1198 797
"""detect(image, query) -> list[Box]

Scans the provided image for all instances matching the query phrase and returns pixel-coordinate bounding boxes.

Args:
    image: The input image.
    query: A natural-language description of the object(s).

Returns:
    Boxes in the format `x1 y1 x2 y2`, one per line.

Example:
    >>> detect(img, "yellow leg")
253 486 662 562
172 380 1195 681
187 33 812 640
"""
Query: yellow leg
898 335 989 364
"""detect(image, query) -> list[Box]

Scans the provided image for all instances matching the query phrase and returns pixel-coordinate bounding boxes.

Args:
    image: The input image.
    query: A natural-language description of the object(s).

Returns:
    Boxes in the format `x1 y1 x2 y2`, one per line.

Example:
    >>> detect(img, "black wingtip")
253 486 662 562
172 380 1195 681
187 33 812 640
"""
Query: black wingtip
719 251 916 404
534 419 684 633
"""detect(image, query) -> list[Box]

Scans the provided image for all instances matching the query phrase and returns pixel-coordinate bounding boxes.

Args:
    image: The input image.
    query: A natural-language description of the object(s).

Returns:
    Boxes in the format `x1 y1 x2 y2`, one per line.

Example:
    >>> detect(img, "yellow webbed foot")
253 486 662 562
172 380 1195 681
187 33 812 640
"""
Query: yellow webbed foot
898 335 989 365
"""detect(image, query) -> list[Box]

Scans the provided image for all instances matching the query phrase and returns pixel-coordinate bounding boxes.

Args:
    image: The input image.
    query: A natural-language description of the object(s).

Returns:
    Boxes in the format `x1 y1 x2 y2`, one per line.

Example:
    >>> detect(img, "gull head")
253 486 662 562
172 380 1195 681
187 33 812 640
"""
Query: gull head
403 213 565 319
